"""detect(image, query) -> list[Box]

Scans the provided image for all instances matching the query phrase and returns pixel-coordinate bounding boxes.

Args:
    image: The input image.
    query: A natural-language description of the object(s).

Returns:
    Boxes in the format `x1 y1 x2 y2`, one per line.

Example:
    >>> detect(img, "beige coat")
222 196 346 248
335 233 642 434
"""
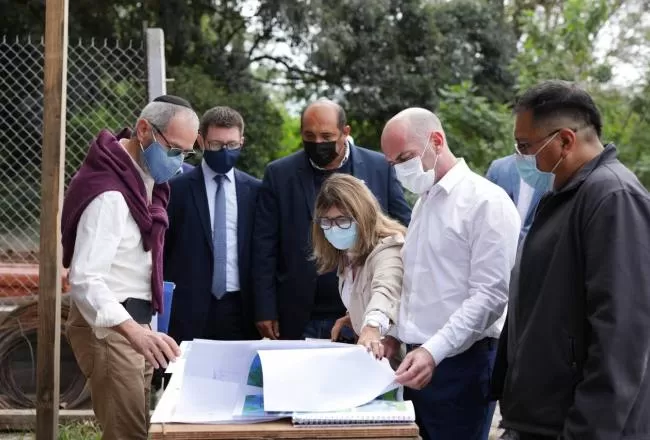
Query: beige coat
338 234 405 335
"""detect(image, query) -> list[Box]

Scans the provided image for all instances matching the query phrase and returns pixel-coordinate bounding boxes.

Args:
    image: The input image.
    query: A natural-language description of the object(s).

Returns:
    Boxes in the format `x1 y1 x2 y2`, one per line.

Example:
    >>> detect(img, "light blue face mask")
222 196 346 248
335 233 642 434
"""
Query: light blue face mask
515 132 564 192
141 132 184 184
323 223 358 250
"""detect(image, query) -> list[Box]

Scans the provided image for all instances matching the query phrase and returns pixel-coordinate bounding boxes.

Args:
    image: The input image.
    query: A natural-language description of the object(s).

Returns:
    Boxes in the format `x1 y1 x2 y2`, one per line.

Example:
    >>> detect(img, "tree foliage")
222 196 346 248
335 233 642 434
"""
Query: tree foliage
0 0 649 185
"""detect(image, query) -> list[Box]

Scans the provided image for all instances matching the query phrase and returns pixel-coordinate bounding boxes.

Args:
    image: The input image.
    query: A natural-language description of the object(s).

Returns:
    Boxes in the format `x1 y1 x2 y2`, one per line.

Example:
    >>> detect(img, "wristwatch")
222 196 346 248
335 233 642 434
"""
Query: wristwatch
365 318 385 336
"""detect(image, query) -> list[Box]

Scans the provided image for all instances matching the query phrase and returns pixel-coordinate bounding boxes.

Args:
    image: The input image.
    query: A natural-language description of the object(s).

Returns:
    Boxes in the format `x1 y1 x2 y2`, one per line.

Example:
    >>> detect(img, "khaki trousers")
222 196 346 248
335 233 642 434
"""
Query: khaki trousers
66 303 153 440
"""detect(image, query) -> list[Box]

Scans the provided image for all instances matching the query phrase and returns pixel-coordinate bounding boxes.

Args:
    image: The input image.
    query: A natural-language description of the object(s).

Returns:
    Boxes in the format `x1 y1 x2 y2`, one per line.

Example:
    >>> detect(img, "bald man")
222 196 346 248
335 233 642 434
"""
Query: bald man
252 98 411 341
380 108 520 440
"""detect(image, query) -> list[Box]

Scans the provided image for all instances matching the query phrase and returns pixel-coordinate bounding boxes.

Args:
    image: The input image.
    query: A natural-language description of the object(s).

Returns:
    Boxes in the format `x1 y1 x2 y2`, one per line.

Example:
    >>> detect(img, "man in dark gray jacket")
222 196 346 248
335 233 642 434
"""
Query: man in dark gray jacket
491 80 650 440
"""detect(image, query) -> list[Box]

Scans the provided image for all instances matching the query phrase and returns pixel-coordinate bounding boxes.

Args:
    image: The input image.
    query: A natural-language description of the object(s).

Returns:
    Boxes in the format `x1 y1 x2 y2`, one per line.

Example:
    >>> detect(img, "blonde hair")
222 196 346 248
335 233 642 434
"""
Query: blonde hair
311 174 406 274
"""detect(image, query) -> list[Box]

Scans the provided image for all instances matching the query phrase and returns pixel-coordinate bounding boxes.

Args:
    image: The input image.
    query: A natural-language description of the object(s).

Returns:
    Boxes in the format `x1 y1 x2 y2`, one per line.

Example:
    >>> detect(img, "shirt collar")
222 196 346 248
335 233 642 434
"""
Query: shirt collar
201 159 235 182
435 159 469 195
309 140 351 171
557 144 617 193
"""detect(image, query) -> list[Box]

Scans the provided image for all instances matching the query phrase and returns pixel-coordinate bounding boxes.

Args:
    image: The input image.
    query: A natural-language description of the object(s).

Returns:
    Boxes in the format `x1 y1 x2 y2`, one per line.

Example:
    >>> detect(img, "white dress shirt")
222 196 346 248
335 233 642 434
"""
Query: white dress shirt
516 178 535 221
398 159 520 364
69 146 155 339
201 160 240 292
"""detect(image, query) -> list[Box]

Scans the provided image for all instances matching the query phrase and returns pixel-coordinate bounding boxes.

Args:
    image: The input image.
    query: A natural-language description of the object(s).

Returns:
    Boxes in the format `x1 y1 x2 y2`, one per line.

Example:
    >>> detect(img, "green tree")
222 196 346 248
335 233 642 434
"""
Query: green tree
437 82 514 175
256 0 517 150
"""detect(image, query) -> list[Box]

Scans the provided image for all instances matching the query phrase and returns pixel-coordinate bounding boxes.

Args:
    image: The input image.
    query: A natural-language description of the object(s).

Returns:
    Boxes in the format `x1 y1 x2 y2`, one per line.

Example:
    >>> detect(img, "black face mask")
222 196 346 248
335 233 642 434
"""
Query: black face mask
303 140 339 168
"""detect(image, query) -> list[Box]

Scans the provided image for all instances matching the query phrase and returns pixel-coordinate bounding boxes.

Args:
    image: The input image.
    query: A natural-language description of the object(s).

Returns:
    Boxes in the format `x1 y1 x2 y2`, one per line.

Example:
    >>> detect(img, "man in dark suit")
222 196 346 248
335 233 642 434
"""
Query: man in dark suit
486 154 546 242
164 106 260 343
253 98 412 341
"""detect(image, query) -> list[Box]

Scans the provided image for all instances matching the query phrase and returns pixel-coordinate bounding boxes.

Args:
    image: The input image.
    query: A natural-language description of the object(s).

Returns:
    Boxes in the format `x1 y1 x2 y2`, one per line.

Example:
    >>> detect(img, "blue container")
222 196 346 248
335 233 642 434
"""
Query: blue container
157 281 176 334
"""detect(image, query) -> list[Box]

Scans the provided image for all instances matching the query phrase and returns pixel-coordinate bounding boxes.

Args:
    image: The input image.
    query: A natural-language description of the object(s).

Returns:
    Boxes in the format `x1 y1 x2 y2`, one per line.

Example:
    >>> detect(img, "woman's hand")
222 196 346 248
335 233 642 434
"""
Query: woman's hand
330 314 352 341
358 325 384 359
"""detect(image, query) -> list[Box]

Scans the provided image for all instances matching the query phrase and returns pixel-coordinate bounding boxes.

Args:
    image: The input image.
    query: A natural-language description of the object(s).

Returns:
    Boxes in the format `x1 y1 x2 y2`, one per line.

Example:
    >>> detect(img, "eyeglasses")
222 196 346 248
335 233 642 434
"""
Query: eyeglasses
150 122 196 158
205 141 242 151
316 216 355 230
515 127 581 156
514 129 561 155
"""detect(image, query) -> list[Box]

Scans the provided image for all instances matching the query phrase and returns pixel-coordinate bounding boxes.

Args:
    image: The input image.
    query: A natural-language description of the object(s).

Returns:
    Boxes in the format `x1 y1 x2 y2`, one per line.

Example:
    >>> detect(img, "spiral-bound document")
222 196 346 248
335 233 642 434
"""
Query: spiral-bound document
291 400 415 426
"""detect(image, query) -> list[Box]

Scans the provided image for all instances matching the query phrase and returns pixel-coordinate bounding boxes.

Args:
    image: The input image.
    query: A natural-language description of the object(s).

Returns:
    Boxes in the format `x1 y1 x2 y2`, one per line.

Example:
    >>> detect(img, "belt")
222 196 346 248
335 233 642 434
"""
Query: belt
406 337 497 354
121 298 153 324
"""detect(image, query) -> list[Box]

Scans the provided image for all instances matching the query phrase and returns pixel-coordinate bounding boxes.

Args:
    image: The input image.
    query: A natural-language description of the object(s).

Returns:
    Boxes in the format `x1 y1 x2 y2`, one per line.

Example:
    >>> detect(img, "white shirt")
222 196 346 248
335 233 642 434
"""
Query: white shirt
398 159 520 364
201 161 240 292
516 178 535 221
69 146 155 339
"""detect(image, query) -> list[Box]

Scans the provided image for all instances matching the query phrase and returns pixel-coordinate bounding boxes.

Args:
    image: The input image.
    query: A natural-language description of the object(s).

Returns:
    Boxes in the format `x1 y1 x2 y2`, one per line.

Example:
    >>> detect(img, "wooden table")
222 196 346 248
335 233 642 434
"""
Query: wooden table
149 419 420 439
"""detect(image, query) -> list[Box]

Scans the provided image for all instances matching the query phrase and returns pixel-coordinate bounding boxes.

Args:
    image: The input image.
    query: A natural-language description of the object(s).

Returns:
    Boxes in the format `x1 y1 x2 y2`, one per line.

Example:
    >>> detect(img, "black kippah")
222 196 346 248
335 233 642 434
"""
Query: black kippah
152 94 193 109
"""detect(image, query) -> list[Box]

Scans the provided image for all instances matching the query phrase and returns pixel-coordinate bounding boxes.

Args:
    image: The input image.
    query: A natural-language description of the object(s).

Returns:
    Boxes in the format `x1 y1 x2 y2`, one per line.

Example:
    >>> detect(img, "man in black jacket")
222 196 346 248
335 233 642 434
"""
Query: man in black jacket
252 99 411 341
492 80 650 440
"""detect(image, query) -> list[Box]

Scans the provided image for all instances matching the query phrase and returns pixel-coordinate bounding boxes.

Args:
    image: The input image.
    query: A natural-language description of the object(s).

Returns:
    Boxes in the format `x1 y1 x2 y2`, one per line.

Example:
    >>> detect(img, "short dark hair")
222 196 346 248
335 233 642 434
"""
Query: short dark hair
514 80 603 138
300 99 347 132
199 106 245 137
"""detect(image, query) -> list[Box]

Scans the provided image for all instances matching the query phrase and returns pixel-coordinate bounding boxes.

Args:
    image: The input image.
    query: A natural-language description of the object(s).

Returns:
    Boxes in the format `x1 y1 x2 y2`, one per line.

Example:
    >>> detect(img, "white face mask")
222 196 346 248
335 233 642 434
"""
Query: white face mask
394 140 437 194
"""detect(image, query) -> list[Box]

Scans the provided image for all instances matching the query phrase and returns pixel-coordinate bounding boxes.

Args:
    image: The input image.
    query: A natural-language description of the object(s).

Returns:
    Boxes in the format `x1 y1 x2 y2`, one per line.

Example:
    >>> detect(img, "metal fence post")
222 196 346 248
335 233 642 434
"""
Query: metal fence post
146 28 167 101
145 27 166 332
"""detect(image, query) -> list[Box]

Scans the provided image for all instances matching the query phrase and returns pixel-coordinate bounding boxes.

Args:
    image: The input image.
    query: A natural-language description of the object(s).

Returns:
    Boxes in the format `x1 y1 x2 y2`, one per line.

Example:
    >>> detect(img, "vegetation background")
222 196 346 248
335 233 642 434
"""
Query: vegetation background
2 0 648 185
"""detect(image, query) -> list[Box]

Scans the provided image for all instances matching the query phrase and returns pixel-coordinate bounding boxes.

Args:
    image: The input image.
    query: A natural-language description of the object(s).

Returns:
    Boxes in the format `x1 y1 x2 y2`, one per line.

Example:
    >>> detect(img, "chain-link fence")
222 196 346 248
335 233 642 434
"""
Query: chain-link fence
0 35 148 311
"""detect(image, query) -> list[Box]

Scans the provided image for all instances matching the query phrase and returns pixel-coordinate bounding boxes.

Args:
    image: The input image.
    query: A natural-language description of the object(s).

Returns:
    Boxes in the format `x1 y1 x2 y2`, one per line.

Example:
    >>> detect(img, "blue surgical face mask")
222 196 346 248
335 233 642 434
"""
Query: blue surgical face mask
323 223 358 250
515 132 564 192
203 149 241 174
141 132 184 184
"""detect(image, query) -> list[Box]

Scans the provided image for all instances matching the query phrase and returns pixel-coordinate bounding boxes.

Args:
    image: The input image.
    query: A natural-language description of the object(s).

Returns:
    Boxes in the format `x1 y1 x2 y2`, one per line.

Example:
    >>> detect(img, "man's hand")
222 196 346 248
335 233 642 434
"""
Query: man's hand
381 335 401 360
330 314 352 341
395 347 436 389
357 325 384 359
256 320 280 339
115 320 180 369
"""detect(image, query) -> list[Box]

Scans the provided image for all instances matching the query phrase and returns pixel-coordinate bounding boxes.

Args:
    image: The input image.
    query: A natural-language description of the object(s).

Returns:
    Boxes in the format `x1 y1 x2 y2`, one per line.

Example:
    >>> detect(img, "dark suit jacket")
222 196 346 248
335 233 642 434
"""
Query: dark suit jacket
486 154 546 242
163 165 261 343
252 145 412 339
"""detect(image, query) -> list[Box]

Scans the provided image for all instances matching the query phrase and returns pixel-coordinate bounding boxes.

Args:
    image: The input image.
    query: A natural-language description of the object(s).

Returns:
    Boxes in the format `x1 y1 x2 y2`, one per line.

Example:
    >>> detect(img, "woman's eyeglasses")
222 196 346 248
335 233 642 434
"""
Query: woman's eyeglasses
316 216 354 230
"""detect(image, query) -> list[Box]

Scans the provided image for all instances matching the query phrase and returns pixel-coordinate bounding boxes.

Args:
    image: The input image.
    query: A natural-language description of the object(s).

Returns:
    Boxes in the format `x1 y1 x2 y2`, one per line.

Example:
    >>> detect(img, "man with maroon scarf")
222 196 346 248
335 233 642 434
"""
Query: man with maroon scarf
62 95 198 439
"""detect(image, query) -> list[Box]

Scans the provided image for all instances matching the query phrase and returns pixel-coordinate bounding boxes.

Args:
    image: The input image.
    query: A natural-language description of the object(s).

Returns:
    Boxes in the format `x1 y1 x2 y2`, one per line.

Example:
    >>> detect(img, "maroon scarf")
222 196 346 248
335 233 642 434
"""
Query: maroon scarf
61 128 169 314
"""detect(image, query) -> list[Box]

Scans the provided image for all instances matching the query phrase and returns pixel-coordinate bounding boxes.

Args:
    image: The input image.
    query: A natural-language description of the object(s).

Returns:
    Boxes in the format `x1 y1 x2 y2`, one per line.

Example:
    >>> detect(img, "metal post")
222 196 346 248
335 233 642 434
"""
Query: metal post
146 28 167 101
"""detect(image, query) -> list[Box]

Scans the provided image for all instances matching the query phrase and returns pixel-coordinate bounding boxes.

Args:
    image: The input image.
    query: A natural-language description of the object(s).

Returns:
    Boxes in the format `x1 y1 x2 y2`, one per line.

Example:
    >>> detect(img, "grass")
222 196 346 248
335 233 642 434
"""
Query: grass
0 422 102 440
58 421 101 440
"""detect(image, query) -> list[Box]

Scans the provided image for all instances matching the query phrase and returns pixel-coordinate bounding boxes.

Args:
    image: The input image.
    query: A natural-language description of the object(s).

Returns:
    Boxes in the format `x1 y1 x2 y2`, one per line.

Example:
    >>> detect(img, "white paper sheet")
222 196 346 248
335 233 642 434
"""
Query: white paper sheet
258 345 398 412
182 339 348 383
150 365 184 424
171 377 241 423
153 339 355 424
165 340 191 375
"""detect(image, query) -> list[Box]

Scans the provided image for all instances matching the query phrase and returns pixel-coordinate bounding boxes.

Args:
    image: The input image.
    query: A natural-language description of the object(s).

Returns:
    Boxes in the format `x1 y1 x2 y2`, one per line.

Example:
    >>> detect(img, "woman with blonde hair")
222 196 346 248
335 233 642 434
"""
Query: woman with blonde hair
312 173 406 360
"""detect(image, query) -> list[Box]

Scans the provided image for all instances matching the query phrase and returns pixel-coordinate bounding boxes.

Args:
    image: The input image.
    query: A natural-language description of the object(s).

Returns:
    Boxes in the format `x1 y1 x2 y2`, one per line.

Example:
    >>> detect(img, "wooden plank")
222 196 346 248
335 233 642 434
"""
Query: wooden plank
36 0 69 438
0 409 94 431
149 420 419 440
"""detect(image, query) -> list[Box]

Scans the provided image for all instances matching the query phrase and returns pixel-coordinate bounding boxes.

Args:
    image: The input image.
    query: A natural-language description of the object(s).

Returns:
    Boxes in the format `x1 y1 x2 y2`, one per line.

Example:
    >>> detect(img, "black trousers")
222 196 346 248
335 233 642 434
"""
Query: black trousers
201 291 246 341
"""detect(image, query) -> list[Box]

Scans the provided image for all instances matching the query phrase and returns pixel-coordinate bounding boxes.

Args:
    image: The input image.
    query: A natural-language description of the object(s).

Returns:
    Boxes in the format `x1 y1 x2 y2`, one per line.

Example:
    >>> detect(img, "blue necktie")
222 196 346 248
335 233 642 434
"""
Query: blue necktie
211 174 227 299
